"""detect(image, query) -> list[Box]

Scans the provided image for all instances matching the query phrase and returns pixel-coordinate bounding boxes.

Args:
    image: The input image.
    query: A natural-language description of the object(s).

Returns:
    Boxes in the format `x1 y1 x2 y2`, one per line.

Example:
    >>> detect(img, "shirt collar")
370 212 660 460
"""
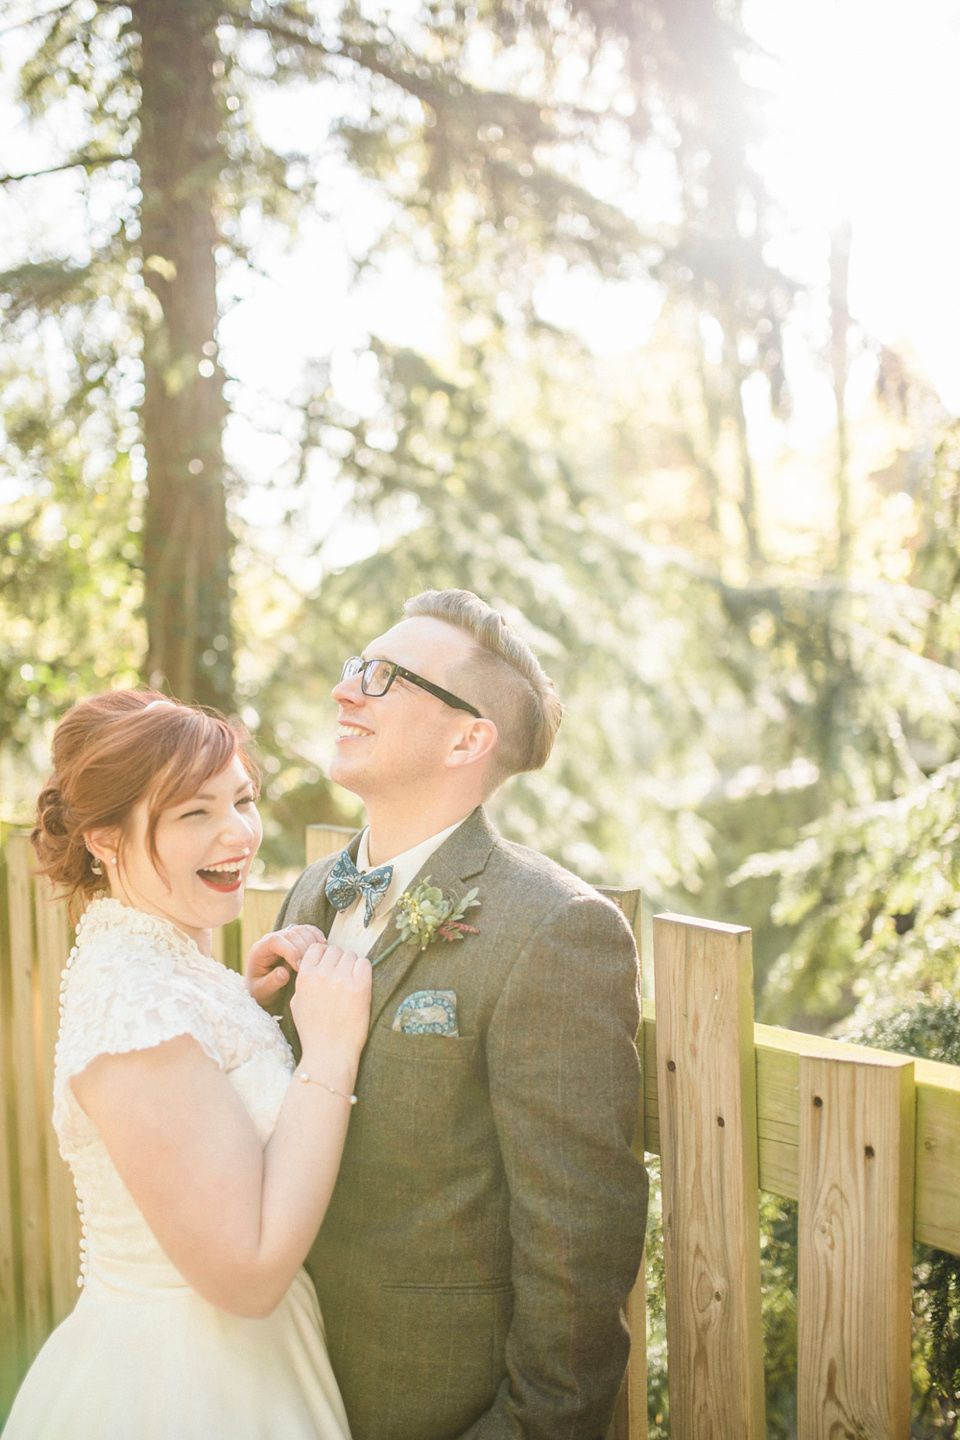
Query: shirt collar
355 817 468 902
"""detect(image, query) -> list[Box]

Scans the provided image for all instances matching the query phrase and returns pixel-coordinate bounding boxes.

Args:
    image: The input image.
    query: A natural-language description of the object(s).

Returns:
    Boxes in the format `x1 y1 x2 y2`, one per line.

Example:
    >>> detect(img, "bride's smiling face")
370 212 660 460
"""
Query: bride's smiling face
96 755 262 948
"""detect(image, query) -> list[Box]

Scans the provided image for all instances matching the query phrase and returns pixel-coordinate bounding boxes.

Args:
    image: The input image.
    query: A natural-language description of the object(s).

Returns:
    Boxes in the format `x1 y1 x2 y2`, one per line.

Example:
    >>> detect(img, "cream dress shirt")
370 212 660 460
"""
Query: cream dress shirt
326 817 468 959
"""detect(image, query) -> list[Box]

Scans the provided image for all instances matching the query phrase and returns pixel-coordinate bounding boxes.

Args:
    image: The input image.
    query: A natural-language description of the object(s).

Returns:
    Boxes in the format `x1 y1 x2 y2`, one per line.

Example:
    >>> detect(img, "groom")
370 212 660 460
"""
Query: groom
253 589 647 1440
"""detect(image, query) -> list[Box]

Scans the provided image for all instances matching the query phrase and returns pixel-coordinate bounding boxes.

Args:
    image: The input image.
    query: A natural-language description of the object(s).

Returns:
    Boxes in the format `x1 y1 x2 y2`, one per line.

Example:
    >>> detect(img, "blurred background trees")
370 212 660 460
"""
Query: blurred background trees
3 0 960 1037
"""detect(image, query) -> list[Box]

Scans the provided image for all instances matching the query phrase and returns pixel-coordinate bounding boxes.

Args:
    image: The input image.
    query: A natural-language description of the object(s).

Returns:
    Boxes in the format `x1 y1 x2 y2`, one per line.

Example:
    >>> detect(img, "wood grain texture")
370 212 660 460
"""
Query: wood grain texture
632 1003 960 1262
600 889 647 1440
913 1056 960 1253
797 1053 914 1440
608 1254 649 1440
641 1007 659 1155
753 1024 898 1203
210 916 241 972
305 823 358 867
33 878 79 1326
654 913 765 1440
598 886 642 943
0 840 25 1413
239 885 287 962
4 834 51 1358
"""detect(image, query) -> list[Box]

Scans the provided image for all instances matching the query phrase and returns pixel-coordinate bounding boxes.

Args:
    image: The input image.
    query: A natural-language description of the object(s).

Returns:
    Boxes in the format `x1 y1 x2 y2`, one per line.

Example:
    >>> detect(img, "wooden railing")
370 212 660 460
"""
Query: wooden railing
2 823 959 1436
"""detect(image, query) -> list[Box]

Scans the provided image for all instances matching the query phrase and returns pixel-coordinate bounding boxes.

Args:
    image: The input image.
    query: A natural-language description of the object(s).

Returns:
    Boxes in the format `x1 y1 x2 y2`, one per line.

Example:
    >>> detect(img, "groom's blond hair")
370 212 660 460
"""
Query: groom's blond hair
403 589 562 790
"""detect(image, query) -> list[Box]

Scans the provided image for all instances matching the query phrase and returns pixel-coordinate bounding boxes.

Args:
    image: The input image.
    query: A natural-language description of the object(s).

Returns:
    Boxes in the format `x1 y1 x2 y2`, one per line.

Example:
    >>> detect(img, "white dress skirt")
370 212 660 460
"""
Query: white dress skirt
3 899 351 1440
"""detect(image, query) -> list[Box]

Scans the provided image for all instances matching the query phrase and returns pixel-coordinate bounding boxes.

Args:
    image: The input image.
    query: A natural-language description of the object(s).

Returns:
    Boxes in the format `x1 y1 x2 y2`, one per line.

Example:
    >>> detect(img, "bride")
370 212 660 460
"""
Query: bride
3 689 369 1439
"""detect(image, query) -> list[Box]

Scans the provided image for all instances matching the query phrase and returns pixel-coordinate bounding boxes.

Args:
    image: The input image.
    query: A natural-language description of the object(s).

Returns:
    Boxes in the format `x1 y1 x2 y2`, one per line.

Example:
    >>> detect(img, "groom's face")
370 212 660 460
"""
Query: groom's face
329 616 479 801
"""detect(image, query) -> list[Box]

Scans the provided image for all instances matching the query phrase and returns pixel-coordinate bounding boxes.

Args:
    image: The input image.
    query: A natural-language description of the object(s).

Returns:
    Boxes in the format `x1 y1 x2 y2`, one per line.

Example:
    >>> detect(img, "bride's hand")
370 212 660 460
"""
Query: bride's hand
291 942 372 1078
245 925 326 1010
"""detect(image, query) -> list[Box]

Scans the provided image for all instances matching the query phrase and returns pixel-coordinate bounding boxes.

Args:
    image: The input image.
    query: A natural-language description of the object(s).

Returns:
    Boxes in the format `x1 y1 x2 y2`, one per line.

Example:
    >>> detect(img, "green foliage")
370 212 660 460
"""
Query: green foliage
643 1159 668 1438
0 479 141 751
2 0 788 821
759 1193 799 1437
0 326 142 797
726 431 960 1025
730 666 960 1026
257 334 771 883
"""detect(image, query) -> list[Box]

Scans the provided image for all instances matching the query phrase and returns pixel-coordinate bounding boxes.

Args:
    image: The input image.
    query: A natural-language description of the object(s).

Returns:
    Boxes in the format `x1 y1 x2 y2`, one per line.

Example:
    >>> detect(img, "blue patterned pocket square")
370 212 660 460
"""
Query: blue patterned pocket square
392 990 459 1036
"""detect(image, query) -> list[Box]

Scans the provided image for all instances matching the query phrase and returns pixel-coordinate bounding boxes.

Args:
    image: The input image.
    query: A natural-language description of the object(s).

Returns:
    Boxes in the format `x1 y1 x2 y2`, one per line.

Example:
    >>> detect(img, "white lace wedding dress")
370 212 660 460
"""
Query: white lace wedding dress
3 897 351 1440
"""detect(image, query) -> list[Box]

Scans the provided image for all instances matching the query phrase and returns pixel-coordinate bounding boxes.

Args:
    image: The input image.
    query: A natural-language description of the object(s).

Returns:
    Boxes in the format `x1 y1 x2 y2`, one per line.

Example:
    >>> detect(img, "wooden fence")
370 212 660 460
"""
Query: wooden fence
3 823 960 1435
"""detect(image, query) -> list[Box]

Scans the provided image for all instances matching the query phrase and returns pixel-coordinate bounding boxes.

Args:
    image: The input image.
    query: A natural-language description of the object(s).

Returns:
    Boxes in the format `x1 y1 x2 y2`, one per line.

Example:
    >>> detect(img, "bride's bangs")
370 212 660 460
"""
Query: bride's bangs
141 710 259 864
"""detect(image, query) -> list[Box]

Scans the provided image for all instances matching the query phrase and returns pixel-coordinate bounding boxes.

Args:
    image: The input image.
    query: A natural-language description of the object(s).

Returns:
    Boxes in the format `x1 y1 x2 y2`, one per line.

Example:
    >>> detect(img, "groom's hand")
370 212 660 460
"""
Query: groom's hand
245 925 326 1011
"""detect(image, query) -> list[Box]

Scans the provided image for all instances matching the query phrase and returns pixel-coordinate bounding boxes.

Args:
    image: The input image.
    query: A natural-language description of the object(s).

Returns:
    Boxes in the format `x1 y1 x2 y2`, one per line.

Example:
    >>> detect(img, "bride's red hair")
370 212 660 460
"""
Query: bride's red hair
32 690 259 915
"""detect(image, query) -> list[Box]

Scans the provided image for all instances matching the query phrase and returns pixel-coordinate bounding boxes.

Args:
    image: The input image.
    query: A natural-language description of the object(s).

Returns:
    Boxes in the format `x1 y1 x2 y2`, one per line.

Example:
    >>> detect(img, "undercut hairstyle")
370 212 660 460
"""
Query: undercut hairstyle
403 589 562 791
32 690 258 916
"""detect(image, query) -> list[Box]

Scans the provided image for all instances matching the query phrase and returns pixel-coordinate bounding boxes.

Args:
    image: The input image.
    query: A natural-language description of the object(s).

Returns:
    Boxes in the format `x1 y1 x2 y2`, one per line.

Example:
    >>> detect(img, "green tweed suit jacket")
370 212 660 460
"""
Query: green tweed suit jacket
275 806 647 1440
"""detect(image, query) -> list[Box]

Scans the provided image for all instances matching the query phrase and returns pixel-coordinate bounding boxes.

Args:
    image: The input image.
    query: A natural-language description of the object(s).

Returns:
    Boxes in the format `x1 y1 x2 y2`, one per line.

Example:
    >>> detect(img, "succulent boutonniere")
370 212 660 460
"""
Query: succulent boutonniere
374 879 480 967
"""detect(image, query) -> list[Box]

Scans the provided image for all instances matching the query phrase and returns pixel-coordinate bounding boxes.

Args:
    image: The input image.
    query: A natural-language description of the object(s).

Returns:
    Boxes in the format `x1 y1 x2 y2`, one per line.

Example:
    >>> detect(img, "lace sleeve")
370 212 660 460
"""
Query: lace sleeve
57 945 224 1084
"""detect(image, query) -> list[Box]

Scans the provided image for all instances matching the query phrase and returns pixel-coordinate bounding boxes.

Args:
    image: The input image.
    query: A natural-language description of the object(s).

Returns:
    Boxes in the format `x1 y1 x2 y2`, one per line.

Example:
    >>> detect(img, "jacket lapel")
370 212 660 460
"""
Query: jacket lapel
366 806 497 1034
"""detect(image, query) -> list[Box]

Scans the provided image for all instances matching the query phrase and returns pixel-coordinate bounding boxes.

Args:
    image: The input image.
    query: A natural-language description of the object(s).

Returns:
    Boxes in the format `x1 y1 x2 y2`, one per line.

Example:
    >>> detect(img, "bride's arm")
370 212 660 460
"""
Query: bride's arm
71 941 370 1319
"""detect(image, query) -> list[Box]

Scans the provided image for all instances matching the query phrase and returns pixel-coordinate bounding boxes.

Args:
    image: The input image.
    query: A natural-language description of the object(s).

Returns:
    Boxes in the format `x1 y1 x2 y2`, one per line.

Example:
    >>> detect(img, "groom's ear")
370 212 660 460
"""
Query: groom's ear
445 717 498 770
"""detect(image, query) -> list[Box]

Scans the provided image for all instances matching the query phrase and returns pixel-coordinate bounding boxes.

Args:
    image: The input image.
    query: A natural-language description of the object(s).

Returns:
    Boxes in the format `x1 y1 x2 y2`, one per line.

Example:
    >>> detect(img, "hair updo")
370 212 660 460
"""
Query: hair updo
32 690 258 914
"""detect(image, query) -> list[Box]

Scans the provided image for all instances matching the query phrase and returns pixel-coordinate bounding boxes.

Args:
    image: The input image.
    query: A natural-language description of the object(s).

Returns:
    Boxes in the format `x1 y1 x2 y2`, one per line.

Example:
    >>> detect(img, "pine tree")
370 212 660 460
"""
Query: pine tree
1 0 781 712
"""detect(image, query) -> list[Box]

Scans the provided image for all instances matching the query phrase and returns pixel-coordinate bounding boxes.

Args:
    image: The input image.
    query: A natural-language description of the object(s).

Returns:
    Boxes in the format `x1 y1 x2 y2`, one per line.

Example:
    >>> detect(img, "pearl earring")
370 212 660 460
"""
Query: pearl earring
90 857 103 876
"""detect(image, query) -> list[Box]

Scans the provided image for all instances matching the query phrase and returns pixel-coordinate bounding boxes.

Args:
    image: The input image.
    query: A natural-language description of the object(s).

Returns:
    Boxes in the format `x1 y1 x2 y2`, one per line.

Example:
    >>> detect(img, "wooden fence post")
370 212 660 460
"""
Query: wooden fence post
601 888 647 1440
33 877 79 1327
797 1053 914 1440
305 824 357 868
240 887 289 962
211 917 241 973
4 834 51 1362
0 836 25 1414
654 913 765 1440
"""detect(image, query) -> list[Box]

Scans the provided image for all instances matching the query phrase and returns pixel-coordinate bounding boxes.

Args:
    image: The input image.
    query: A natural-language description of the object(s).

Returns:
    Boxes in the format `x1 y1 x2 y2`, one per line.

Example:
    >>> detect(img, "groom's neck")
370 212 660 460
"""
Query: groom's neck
364 797 476 867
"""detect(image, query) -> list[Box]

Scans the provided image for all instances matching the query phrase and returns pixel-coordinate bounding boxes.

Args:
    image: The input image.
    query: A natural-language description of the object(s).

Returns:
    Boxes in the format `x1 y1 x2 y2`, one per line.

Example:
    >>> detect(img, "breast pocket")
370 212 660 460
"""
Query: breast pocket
375 1028 478 1062
359 1027 488 1173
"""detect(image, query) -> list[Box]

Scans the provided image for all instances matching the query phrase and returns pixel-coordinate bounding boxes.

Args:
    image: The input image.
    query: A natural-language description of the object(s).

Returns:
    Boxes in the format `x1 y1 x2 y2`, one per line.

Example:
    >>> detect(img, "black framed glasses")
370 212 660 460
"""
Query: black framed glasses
340 656 481 717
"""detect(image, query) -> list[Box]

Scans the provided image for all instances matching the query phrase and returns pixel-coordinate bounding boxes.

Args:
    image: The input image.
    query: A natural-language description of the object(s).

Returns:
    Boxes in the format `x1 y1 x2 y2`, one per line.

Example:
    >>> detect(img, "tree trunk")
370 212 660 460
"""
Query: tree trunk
694 330 724 565
134 0 233 710
723 329 762 574
829 221 853 576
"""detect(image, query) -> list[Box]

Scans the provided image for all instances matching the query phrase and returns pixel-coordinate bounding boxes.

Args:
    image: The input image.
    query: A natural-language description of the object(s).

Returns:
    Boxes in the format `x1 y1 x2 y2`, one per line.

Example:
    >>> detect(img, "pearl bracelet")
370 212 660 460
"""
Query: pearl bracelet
297 1069 358 1105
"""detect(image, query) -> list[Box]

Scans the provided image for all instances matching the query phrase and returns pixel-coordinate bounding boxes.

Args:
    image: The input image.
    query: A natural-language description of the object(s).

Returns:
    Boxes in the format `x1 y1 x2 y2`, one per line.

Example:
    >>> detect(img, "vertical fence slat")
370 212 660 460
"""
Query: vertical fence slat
4 834 51 1359
654 913 765 1440
0 836 25 1415
33 878 79 1327
211 917 242 972
607 1249 649 1440
240 886 288 964
797 1053 914 1440
305 824 357 868
601 888 647 1440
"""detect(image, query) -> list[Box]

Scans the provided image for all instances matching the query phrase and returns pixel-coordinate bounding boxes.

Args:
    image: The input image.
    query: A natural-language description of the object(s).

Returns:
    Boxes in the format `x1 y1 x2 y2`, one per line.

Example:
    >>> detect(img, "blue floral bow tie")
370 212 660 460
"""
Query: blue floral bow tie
325 850 394 927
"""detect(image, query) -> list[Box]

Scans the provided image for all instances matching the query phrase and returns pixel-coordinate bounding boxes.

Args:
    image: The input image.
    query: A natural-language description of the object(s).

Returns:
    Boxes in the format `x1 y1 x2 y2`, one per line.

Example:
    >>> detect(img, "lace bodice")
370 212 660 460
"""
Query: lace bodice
54 898 294 1292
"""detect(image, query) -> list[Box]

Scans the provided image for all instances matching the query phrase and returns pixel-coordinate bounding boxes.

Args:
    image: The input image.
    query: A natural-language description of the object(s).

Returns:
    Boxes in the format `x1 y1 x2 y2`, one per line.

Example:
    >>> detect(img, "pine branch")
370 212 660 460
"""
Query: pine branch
0 151 128 185
219 5 597 137
0 0 127 39
0 3 76 39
